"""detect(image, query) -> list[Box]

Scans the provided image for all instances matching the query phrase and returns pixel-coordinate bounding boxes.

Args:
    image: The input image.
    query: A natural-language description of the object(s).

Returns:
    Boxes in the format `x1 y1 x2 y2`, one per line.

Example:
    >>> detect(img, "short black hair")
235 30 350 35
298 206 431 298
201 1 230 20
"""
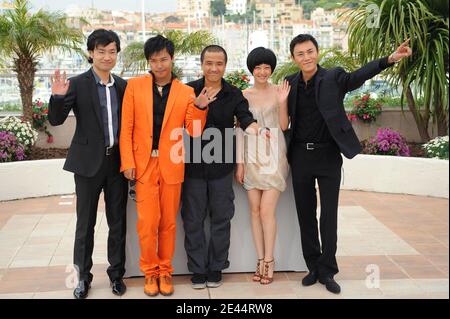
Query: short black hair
246 47 277 74
200 45 228 64
290 34 319 56
144 35 175 60
87 29 121 64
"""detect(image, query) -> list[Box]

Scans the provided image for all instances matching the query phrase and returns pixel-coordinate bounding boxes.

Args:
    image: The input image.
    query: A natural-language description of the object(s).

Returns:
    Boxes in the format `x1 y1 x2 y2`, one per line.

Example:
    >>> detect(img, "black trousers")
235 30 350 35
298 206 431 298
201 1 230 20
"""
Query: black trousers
181 172 235 274
290 142 342 278
73 149 128 282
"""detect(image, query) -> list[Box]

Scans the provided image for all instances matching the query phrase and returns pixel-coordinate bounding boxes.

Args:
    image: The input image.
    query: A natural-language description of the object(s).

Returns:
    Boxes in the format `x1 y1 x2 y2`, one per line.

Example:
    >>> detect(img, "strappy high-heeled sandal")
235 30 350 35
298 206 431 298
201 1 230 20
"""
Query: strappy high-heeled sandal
260 259 275 285
252 258 264 282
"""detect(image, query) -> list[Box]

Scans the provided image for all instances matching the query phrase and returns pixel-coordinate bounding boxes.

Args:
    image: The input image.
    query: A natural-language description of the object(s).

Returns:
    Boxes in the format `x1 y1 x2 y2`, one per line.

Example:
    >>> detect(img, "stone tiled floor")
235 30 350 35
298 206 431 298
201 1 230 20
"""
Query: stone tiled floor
0 191 448 299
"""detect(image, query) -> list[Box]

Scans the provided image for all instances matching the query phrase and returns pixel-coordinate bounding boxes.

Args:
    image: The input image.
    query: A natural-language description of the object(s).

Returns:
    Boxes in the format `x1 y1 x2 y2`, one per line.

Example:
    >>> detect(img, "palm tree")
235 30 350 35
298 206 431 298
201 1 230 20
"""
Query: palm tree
271 47 360 84
271 61 298 85
0 0 85 122
346 0 449 141
121 30 216 76
0 55 8 71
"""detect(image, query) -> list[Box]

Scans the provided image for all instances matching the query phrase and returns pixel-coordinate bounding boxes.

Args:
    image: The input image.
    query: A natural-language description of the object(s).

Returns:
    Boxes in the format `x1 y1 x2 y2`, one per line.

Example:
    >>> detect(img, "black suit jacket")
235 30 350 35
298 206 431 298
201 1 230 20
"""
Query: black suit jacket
285 57 394 159
48 69 127 177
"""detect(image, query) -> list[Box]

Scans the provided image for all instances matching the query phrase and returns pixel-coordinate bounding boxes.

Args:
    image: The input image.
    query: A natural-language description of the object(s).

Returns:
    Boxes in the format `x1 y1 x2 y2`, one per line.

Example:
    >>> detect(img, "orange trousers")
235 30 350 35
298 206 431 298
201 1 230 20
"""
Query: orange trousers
135 157 181 277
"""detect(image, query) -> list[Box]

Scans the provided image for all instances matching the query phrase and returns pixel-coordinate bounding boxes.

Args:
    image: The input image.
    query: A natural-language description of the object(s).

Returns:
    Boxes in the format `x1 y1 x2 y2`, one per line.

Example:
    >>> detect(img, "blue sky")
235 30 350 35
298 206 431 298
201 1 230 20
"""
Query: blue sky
29 0 177 13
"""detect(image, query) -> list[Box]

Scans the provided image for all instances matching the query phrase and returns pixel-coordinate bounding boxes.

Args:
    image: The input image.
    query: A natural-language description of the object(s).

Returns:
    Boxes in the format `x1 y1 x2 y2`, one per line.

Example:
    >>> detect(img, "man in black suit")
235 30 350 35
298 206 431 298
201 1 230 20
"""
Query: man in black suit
48 29 128 299
282 34 412 294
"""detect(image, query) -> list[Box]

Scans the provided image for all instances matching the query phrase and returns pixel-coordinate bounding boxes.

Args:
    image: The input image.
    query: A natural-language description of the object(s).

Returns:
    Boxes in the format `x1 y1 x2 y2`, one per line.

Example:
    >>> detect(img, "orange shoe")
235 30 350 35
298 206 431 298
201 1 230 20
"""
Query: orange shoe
144 276 159 296
159 275 174 296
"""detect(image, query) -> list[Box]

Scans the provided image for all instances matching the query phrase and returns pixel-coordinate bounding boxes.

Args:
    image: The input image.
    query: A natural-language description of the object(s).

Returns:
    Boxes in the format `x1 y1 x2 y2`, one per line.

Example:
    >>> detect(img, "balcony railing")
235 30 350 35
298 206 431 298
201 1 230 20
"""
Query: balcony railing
0 69 401 114
0 68 209 107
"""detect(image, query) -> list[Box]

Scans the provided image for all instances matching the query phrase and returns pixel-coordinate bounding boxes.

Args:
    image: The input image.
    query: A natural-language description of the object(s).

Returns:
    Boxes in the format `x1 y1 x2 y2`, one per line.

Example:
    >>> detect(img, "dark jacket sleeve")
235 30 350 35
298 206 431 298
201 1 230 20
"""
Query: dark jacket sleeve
48 77 77 126
334 56 395 93
234 90 256 130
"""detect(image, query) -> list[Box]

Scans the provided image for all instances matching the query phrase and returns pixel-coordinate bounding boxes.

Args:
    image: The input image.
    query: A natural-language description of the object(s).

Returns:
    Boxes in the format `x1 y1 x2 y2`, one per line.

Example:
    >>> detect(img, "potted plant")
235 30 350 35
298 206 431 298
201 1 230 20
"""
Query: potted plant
224 69 251 91
347 93 382 123
32 99 53 143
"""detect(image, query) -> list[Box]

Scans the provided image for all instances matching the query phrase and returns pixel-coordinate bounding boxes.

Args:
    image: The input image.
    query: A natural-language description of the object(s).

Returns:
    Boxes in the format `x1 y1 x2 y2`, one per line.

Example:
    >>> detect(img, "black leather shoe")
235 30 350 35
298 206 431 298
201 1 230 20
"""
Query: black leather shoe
111 278 127 296
302 270 318 286
73 280 91 299
319 276 341 294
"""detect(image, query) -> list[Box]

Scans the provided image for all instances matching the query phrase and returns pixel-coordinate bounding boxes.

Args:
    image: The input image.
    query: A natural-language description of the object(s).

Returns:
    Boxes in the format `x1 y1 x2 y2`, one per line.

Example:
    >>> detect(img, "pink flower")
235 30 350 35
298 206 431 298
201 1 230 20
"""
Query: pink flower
47 135 54 143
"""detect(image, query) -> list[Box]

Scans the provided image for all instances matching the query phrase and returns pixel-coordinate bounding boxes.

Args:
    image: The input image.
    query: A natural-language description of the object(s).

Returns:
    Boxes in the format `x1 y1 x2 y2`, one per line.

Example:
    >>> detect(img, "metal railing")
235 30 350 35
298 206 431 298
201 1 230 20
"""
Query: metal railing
0 69 402 113
0 68 209 107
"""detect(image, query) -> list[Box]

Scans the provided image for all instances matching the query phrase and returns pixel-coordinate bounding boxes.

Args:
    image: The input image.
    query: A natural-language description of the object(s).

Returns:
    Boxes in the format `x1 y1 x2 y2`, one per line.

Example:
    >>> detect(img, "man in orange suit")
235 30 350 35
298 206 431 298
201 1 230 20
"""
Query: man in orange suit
120 35 218 297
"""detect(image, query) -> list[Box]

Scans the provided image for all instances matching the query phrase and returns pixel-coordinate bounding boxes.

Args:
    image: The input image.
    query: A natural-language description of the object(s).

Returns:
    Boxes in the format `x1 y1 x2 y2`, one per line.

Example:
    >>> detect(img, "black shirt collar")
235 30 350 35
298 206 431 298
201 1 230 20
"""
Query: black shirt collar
150 71 176 88
299 67 319 87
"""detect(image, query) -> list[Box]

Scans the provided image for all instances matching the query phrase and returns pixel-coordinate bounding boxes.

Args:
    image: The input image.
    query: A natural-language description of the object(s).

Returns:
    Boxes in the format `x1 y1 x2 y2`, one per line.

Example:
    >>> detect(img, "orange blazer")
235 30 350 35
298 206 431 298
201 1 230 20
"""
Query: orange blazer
120 75 207 184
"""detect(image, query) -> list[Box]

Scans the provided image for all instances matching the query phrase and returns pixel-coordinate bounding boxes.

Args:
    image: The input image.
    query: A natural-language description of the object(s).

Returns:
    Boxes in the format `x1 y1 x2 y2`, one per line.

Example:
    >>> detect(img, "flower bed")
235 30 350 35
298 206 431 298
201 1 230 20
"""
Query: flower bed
423 136 449 160
363 128 410 156
0 131 26 162
0 116 37 161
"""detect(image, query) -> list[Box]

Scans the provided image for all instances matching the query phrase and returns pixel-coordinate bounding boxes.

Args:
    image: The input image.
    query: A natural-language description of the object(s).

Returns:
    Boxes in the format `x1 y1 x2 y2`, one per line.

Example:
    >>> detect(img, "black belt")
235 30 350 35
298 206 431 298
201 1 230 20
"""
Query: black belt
297 142 334 150
105 145 119 156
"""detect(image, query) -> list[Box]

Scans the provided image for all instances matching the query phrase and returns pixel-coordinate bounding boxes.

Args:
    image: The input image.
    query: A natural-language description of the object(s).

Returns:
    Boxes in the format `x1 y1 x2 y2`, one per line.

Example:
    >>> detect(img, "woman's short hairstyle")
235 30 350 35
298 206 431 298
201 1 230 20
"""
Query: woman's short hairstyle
246 47 277 74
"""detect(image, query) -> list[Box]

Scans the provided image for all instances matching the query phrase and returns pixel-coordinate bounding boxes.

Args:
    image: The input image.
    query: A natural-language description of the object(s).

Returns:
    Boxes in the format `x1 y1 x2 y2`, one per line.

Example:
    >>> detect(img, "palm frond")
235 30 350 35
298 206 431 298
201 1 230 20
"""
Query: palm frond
121 30 216 75
346 0 449 138
0 0 85 121
271 61 298 84
271 48 360 84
